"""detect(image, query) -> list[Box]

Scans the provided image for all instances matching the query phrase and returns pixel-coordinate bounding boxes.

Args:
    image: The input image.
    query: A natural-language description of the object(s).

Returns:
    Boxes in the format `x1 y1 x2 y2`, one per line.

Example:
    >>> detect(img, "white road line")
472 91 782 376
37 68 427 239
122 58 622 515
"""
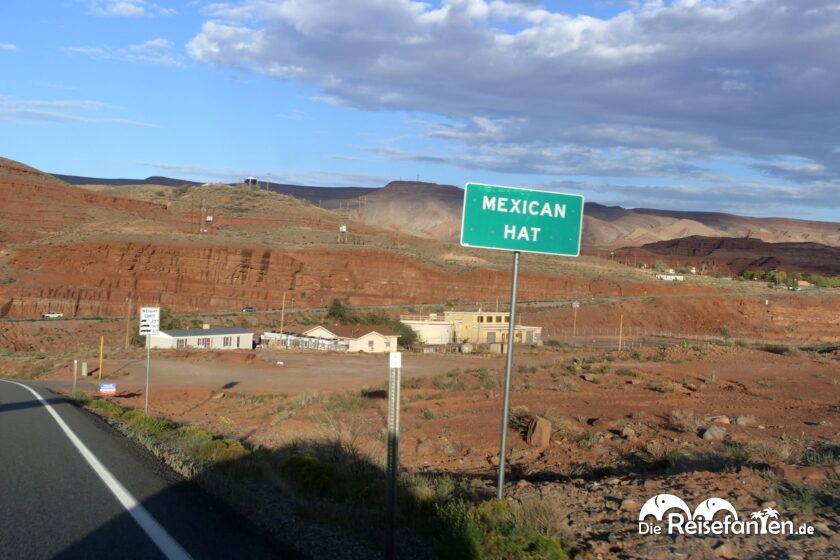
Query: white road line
0 380 193 560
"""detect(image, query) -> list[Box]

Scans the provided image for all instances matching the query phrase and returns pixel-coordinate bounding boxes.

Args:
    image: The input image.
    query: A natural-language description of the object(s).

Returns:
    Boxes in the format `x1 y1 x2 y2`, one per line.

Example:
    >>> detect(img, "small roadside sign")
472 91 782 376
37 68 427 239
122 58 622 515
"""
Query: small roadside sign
389 351 402 369
139 307 160 336
99 383 116 394
460 183 584 256
572 301 580 309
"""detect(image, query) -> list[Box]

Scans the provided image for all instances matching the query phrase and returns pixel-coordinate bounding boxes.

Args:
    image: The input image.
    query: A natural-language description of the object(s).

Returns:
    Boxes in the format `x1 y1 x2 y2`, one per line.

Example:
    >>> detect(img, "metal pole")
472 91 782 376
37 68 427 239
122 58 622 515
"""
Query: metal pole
279 292 287 347
98 336 104 380
573 306 577 337
618 314 624 351
144 335 151 414
386 358 402 559
497 250 520 499
73 359 78 393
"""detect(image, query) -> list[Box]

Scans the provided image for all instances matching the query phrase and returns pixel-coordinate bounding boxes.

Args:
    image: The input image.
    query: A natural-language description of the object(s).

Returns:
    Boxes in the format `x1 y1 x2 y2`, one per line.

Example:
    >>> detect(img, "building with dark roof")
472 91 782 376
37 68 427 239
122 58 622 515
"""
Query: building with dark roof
148 327 253 350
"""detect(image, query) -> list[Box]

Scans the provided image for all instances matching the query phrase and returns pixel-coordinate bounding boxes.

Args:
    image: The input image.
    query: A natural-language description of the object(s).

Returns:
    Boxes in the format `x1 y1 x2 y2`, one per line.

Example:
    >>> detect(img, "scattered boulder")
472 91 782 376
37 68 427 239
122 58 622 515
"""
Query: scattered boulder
713 541 737 559
706 415 731 425
620 498 640 512
735 415 757 427
527 416 552 447
703 425 727 441
620 426 637 439
813 521 832 537
488 455 500 466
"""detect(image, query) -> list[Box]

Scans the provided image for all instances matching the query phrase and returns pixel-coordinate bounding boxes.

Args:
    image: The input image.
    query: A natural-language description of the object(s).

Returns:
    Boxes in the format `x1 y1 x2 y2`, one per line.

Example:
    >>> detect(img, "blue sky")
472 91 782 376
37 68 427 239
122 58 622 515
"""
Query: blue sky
1 1 838 221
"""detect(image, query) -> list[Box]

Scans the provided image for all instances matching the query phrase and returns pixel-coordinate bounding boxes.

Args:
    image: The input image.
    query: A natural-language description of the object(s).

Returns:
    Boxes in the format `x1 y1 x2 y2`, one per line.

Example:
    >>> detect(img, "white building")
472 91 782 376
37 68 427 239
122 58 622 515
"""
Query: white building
655 273 685 282
148 327 253 350
400 314 457 345
263 325 399 353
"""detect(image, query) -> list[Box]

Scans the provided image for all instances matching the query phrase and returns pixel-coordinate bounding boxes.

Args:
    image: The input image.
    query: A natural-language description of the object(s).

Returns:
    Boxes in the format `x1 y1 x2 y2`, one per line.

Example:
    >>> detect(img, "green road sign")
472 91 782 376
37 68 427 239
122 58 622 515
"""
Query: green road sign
460 183 584 256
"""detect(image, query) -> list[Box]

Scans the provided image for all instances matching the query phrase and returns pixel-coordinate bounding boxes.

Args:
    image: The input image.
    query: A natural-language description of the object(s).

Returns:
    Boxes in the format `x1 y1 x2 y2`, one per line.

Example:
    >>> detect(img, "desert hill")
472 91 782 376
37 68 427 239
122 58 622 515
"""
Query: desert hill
50 169 840 249
615 236 840 277
3 157 685 317
270 179 840 249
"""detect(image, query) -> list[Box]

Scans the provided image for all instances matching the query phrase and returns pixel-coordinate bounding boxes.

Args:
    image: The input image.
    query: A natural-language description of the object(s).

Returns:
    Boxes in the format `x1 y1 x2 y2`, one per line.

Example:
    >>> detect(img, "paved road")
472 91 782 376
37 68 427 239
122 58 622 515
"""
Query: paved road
0 379 304 559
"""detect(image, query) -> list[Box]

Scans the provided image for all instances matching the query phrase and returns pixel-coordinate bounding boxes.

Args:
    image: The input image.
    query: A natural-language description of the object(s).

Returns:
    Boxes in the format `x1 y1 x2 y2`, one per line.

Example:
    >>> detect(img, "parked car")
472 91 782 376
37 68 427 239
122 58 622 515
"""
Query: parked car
42 312 64 319
241 306 256 313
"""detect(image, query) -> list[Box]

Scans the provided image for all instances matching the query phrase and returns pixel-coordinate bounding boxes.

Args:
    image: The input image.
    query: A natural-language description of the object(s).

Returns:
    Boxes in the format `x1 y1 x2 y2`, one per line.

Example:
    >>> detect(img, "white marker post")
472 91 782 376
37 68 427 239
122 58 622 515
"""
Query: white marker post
73 359 78 393
139 307 160 415
386 351 402 560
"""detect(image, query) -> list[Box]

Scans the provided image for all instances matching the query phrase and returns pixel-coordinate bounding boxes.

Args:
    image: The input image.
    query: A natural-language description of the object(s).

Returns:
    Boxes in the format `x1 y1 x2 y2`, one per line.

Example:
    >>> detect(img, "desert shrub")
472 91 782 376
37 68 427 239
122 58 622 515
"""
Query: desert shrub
667 410 703 433
419 407 436 420
326 298 350 322
509 405 534 433
552 378 579 392
800 442 840 467
280 455 337 495
196 438 247 463
69 391 91 405
290 391 321 409
87 398 125 418
615 368 638 377
401 376 422 389
509 496 573 542
773 479 840 514
433 375 468 392
122 411 177 438
577 431 602 449
404 473 455 510
325 391 369 413
436 500 568 560
545 339 564 349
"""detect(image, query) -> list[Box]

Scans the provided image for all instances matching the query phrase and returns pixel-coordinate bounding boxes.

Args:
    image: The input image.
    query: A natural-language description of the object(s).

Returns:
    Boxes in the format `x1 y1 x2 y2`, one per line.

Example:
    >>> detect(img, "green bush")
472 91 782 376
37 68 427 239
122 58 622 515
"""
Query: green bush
280 455 336 495
434 500 568 560
196 438 247 463
122 411 177 438
87 398 125 418
68 391 90 405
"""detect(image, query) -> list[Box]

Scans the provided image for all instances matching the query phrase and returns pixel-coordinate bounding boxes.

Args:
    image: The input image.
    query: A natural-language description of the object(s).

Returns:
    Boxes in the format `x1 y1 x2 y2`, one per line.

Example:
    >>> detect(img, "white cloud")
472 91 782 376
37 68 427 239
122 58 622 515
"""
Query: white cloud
0 95 156 127
65 38 181 66
86 0 175 17
0 43 17 52
186 0 840 197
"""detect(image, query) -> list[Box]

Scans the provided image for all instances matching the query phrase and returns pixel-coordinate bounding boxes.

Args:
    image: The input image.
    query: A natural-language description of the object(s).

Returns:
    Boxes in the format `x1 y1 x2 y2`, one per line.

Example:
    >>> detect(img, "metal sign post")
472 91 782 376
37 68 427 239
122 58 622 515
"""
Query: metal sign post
572 300 580 337
497 251 520 498
139 307 161 415
460 183 584 499
386 351 402 560
73 359 78 392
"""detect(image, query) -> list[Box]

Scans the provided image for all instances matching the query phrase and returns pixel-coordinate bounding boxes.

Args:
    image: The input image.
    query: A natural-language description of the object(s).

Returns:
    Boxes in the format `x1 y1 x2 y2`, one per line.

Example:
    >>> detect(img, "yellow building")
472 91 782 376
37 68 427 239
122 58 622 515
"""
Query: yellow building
443 310 542 345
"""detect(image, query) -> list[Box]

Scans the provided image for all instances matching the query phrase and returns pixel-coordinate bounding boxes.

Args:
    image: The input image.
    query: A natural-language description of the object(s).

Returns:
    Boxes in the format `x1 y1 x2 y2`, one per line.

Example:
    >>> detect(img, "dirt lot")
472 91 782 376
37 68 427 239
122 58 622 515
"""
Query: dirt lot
29 340 839 558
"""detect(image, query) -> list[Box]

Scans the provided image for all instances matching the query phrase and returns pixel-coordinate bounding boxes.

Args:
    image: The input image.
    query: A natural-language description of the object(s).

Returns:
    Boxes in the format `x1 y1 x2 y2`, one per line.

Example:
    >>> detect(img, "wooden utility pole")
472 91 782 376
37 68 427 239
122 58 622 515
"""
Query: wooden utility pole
98 336 104 380
124 295 133 350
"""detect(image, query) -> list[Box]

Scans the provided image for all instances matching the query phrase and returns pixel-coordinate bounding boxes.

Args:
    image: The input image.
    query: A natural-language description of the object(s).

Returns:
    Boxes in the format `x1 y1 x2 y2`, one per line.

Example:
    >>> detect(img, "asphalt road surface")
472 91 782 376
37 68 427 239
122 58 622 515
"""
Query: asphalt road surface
0 379 304 559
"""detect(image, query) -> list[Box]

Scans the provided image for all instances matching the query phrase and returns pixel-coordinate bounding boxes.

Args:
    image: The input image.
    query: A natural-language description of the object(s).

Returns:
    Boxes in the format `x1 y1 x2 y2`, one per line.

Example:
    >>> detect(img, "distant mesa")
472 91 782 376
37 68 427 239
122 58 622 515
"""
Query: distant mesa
30 159 840 249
